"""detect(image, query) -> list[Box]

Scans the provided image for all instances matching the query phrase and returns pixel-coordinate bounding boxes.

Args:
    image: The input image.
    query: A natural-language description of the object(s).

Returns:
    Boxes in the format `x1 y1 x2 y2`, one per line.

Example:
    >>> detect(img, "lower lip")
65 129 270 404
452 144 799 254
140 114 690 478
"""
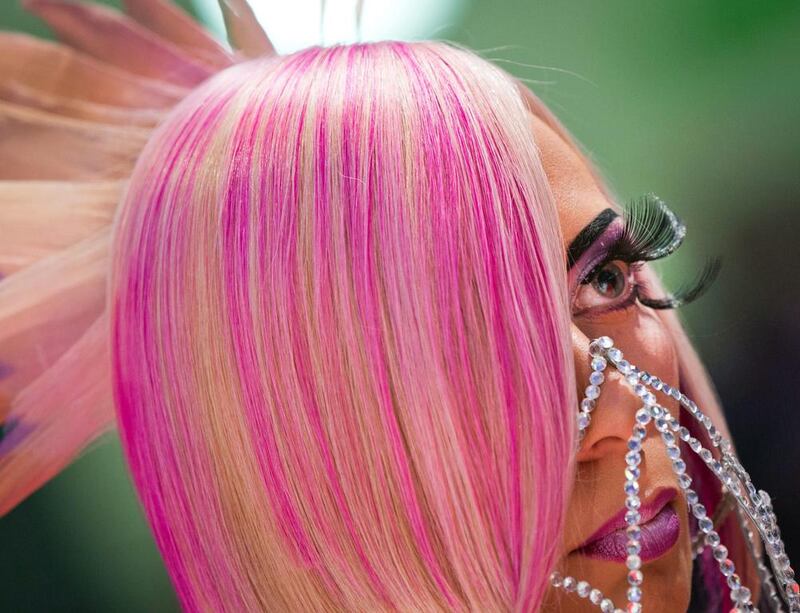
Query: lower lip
578 503 680 563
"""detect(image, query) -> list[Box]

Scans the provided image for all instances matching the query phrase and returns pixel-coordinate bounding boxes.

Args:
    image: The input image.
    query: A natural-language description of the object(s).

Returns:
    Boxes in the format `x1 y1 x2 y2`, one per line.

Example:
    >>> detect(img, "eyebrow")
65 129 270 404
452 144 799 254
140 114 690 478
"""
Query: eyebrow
566 208 620 270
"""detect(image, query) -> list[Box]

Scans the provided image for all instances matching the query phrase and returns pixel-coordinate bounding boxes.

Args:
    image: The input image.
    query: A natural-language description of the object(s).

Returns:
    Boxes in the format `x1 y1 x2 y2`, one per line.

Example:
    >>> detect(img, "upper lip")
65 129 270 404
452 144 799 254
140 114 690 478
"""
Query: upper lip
575 487 677 550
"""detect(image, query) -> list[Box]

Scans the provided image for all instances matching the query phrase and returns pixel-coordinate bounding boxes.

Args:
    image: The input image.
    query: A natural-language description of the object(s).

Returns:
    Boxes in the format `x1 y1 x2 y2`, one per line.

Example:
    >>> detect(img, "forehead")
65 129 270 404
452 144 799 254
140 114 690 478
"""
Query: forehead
530 115 613 247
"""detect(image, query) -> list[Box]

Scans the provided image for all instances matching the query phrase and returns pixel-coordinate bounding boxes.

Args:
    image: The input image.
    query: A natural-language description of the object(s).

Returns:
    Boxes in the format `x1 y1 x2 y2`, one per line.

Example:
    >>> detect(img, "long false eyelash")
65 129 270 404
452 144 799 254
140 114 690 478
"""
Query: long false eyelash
622 195 721 309
619 193 687 262
639 257 722 309
579 194 687 284
580 194 722 310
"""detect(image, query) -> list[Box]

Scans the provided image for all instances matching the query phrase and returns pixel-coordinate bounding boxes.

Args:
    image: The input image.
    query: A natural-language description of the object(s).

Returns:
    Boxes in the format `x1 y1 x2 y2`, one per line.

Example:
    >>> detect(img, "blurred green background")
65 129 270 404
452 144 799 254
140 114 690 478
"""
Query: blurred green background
1 0 798 610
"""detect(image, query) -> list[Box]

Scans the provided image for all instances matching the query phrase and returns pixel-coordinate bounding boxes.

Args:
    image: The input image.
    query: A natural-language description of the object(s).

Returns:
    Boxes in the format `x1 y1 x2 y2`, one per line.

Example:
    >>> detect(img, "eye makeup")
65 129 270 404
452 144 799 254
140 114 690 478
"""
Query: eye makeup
566 208 622 271
567 194 721 312
567 214 624 289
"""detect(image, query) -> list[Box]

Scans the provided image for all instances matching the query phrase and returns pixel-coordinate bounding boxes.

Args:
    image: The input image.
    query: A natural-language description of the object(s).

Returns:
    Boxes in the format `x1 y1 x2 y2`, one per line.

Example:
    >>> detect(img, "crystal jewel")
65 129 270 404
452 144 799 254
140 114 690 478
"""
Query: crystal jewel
548 336 798 612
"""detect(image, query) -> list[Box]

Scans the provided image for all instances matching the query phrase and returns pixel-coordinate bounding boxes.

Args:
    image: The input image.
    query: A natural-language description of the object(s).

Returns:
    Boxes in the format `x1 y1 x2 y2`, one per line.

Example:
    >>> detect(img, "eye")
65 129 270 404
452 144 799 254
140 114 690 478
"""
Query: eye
592 262 626 298
572 260 640 316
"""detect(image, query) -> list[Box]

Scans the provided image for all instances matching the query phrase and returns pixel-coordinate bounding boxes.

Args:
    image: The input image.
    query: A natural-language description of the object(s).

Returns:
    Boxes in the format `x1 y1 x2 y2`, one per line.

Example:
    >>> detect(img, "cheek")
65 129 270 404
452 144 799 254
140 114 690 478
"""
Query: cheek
574 306 679 384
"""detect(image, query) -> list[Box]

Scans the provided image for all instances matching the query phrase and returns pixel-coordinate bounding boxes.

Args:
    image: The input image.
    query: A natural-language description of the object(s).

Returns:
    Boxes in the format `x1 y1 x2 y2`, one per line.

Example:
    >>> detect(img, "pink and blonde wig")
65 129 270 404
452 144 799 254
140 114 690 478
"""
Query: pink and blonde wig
109 41 576 610
0 0 753 610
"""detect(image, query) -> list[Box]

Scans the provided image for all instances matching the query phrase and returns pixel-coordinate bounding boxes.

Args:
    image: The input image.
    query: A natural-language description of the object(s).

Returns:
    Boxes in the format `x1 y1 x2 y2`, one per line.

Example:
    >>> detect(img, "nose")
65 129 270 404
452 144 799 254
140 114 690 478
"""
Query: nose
572 329 648 463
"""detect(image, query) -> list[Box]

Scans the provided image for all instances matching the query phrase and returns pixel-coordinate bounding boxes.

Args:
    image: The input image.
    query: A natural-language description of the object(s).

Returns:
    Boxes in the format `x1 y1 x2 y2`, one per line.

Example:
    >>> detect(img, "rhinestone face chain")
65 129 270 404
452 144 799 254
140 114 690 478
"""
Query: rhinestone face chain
549 336 799 613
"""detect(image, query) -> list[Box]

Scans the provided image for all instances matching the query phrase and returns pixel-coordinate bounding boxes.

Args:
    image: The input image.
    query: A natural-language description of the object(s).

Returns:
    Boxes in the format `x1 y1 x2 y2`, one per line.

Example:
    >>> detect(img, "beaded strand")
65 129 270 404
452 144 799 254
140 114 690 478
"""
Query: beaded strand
550 336 798 612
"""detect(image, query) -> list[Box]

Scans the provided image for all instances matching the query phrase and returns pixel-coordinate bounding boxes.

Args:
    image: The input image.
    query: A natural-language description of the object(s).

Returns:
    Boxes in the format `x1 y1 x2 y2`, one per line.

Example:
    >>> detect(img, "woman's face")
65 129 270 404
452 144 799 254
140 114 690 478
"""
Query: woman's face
533 116 693 611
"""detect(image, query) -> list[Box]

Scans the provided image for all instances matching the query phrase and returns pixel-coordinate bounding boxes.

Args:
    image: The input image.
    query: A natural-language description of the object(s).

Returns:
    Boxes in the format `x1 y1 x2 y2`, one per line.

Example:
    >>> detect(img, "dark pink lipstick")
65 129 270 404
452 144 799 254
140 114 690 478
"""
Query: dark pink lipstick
576 488 680 563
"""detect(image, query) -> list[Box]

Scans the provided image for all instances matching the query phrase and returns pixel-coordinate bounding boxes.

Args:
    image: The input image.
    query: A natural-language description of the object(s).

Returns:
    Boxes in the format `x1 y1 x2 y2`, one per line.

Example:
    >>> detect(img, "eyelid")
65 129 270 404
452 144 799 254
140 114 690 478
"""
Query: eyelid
579 254 612 285
569 252 614 306
568 223 625 293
